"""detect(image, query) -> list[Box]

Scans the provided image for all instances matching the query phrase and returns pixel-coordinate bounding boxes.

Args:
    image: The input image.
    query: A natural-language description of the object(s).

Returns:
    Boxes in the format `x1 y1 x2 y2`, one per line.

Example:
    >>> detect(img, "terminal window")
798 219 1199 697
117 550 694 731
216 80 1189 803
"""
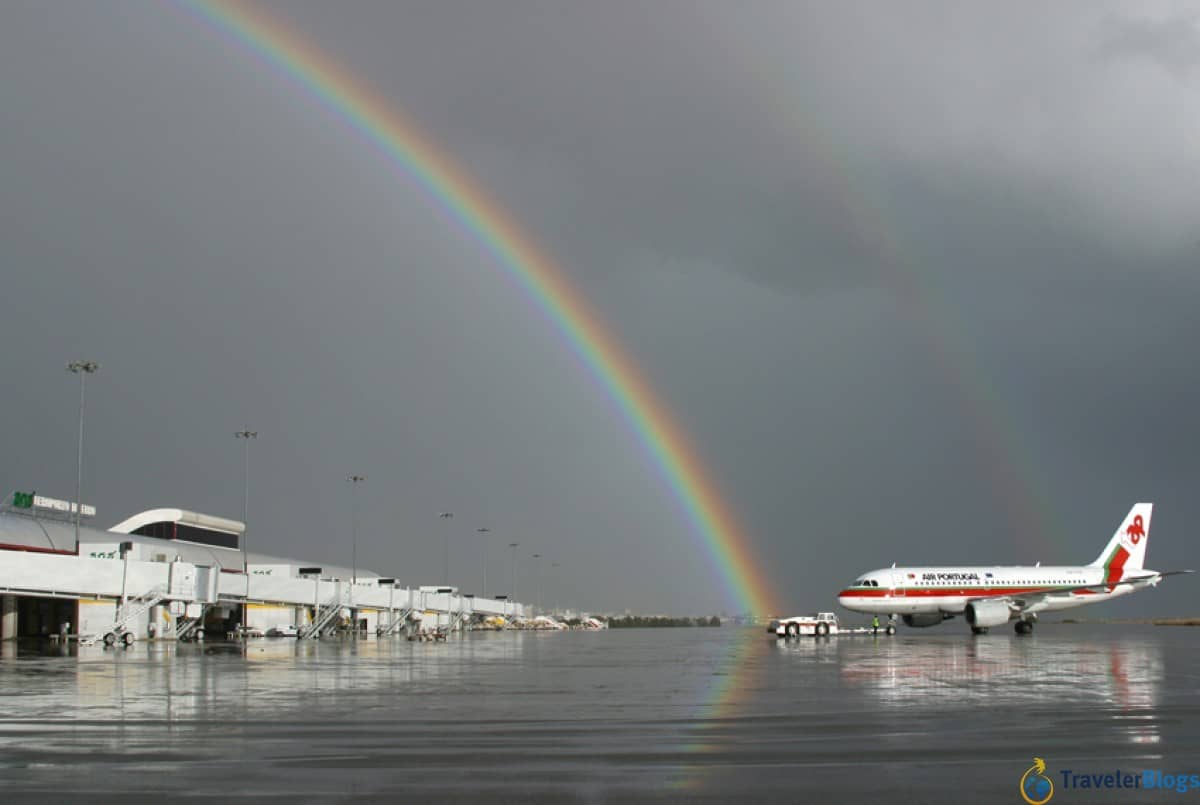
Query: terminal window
132 521 239 550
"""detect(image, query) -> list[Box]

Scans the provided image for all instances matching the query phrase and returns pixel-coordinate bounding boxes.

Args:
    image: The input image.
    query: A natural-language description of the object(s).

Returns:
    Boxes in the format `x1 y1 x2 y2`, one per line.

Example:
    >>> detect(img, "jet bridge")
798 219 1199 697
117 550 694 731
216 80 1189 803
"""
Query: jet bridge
0 509 527 642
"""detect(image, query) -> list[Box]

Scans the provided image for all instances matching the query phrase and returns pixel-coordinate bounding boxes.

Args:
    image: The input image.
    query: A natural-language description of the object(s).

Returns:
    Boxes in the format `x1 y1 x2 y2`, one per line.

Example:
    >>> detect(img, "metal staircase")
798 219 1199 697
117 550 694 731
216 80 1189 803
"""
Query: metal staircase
112 585 167 636
78 585 168 646
301 592 347 640
380 607 413 636
176 604 210 641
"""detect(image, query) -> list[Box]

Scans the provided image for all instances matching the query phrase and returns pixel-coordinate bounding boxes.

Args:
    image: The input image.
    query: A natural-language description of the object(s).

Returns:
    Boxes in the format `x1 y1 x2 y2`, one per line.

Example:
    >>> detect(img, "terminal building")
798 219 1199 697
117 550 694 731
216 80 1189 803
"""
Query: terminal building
0 499 523 643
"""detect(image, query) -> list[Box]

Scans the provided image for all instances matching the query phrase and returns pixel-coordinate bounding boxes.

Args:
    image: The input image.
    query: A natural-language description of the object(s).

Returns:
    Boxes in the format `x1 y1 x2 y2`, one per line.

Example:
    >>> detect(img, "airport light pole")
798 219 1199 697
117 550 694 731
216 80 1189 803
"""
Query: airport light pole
551 562 560 614
476 528 490 596
67 360 99 545
439 512 453 587
347 474 366 584
532 553 542 615
234 430 257 595
508 542 520 605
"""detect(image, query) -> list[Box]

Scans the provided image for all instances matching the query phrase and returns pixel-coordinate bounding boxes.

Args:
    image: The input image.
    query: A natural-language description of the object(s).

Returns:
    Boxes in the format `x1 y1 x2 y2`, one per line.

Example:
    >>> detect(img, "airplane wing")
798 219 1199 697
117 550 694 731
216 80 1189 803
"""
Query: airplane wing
1141 570 1197 580
966 570 1195 613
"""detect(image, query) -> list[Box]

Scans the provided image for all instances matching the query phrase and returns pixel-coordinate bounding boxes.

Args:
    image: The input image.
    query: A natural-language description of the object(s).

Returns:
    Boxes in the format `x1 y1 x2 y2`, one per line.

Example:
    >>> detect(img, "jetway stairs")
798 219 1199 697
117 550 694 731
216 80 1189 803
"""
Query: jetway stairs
176 604 210 641
379 607 414 636
302 591 348 640
80 585 168 646
107 585 168 644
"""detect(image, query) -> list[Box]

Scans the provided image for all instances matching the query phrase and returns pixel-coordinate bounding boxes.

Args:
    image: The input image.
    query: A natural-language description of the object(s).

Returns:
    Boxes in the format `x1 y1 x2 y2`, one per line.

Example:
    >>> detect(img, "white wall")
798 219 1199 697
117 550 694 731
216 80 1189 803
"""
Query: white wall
245 603 294 632
354 608 379 633
77 599 117 637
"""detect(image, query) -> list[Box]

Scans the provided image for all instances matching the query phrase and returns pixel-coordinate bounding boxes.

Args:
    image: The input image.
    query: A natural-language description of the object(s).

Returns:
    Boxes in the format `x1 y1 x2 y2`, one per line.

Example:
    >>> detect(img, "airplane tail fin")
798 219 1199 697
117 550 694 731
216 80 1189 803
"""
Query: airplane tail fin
1089 503 1152 583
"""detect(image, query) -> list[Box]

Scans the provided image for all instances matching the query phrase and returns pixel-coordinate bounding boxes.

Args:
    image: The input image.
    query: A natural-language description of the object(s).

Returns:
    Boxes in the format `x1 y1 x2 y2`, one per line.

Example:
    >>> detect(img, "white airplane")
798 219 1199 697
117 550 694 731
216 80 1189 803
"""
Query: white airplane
837 503 1193 635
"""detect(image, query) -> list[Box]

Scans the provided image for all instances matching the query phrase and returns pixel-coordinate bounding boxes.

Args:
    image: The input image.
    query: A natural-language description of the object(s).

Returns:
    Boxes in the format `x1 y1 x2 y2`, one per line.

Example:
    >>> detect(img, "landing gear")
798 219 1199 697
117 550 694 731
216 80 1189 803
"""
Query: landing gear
1014 620 1034 636
971 626 989 635
885 624 896 636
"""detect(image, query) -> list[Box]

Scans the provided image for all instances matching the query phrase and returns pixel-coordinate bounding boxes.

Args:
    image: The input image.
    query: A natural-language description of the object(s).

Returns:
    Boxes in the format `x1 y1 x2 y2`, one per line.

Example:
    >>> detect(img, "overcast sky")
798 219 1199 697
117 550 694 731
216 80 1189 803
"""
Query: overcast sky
2 1 1198 615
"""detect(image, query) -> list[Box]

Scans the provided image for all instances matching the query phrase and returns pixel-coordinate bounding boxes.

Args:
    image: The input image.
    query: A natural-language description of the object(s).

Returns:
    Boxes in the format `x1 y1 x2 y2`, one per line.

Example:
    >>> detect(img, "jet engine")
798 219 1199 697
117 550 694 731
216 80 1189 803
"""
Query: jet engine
902 613 953 628
964 600 1012 628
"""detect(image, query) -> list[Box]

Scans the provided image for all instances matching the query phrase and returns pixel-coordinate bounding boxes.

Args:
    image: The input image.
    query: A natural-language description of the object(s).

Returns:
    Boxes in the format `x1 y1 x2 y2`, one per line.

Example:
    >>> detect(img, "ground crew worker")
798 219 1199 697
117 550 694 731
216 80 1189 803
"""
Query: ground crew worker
872 615 879 634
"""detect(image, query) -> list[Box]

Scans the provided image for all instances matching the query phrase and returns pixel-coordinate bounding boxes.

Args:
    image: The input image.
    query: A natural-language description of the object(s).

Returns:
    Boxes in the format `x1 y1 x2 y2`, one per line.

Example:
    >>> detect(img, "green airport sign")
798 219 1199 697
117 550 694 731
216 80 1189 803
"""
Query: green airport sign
12 491 34 509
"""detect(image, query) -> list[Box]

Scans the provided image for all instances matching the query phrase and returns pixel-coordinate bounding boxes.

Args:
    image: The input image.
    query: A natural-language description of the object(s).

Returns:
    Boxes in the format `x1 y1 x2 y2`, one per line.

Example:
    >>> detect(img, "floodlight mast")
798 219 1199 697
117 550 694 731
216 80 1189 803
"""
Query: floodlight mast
234 429 258 594
66 360 99 545
348 475 367 584
477 527 490 595
440 512 454 586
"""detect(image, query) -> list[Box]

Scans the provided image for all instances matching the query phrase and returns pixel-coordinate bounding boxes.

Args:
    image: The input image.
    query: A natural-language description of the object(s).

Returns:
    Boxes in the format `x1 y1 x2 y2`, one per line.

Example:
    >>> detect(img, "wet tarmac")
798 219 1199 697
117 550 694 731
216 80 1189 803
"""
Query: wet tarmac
1 623 1198 802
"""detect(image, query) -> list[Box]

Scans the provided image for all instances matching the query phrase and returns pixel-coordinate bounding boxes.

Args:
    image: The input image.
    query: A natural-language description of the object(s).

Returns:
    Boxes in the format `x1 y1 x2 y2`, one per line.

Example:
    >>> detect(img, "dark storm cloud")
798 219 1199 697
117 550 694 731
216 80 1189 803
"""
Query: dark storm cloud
279 2 1200 296
1 1 1198 615
1099 10 1200 76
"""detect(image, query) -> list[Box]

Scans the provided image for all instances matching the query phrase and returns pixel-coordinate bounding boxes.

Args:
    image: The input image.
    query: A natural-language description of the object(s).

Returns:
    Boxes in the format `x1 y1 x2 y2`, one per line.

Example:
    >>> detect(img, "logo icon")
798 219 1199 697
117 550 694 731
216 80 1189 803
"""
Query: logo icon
1020 757 1054 805
1126 515 1145 545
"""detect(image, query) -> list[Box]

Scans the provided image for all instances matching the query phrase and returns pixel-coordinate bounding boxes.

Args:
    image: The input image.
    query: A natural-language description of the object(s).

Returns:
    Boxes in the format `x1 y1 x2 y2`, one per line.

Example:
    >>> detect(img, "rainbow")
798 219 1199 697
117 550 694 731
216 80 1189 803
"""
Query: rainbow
179 0 780 615
668 626 768 791
709 41 1060 556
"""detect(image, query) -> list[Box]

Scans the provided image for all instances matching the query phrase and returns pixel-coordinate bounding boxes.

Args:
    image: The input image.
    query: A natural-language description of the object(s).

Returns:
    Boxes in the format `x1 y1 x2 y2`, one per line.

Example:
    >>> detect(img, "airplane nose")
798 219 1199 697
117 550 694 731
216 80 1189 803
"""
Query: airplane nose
837 591 858 611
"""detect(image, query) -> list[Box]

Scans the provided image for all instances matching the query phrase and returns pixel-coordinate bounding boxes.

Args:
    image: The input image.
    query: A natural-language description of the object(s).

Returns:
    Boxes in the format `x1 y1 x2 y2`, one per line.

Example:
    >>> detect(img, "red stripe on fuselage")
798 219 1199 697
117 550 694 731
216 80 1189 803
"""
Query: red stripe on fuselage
837 585 1079 599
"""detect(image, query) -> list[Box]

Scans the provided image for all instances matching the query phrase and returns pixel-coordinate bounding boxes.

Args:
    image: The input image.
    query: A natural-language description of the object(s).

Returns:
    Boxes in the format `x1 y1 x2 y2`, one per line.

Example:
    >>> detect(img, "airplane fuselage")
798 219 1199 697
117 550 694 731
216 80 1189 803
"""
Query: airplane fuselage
837 565 1150 617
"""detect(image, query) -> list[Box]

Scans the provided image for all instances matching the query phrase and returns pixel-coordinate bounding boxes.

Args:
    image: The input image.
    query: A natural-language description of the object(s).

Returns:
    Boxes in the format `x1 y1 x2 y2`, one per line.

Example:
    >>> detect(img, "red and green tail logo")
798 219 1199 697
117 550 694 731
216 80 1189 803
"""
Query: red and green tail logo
1102 543 1129 591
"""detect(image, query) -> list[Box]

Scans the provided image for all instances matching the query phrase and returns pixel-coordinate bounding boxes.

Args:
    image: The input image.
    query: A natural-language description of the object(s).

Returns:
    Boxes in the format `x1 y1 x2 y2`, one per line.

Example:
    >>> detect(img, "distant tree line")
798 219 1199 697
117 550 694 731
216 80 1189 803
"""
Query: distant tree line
606 615 721 628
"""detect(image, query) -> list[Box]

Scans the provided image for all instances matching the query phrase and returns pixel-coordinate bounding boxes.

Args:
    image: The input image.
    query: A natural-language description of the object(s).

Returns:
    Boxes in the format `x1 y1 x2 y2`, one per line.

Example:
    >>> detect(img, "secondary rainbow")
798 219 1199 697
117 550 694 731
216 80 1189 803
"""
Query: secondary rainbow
179 0 780 615
709 38 1060 555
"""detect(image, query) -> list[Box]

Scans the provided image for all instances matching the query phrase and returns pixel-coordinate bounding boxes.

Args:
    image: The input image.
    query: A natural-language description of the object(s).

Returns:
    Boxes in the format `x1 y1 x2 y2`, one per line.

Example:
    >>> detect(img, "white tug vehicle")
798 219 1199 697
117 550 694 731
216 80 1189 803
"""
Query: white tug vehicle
771 612 895 638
